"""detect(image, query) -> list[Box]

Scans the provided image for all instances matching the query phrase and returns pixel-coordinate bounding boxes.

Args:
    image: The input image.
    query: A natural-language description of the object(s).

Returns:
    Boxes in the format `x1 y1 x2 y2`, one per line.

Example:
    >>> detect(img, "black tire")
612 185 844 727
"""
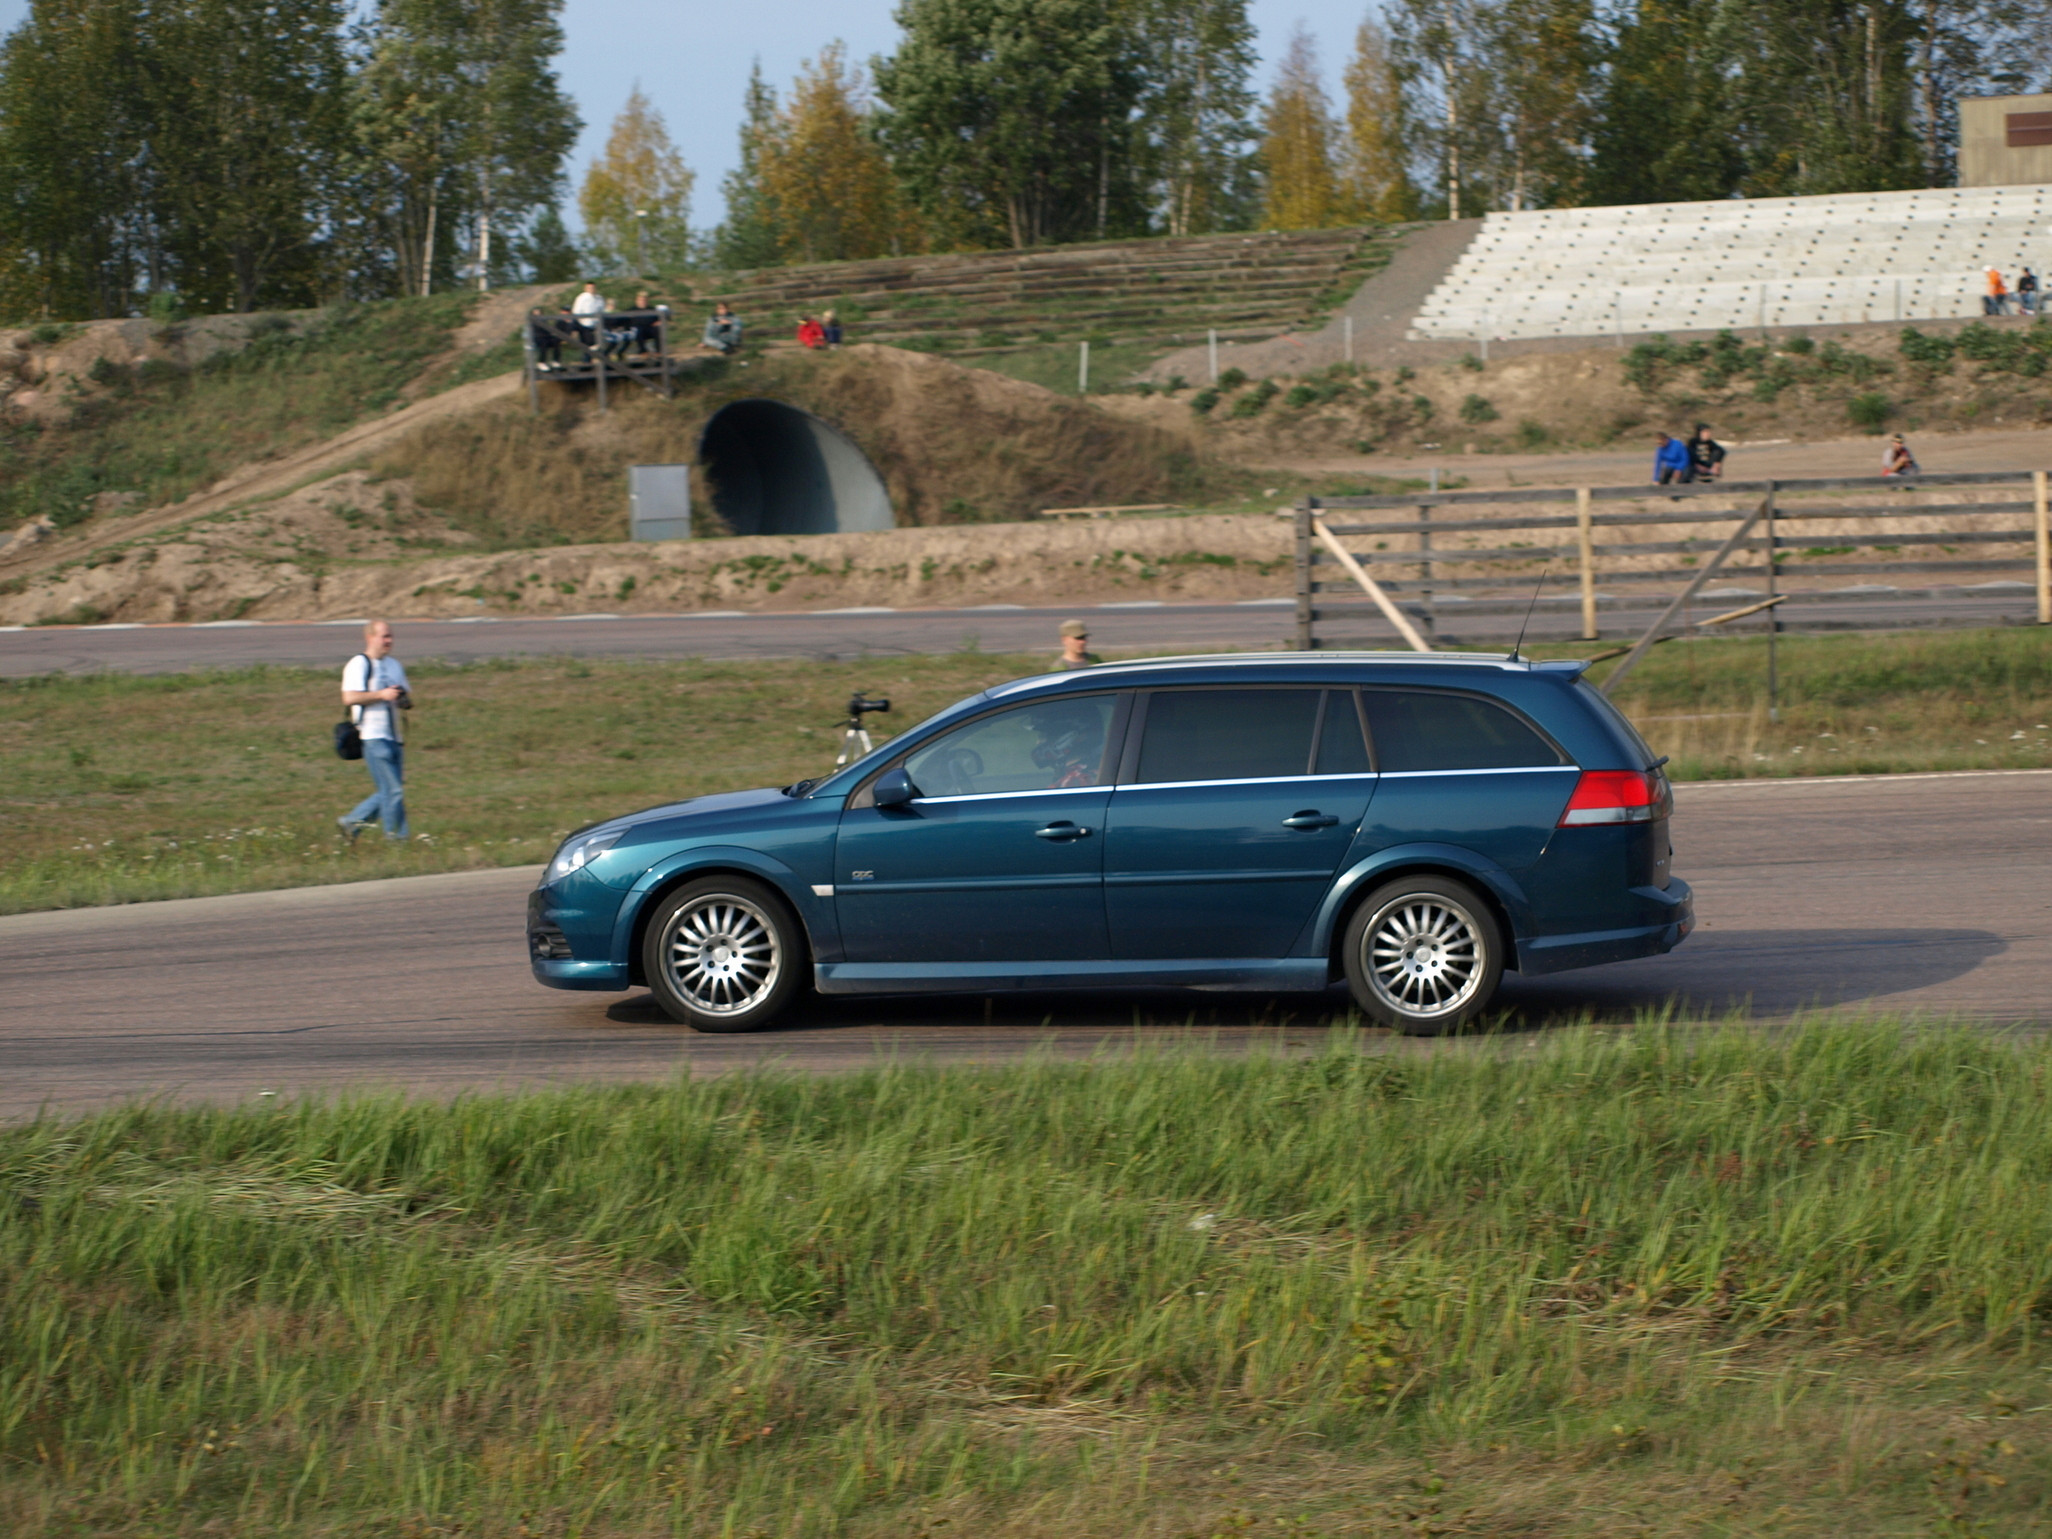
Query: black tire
641 877 807 1033
1341 875 1505 1036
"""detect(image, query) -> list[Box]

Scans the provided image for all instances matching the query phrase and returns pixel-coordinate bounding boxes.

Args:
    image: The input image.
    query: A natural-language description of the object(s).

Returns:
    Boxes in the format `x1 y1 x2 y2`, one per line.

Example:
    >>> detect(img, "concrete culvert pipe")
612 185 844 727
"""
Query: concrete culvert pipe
698 398 894 536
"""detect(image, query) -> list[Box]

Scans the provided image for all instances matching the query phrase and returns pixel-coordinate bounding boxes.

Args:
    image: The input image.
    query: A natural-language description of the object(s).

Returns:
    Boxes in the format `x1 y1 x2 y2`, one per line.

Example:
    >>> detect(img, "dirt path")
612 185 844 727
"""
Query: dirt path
0 371 524 587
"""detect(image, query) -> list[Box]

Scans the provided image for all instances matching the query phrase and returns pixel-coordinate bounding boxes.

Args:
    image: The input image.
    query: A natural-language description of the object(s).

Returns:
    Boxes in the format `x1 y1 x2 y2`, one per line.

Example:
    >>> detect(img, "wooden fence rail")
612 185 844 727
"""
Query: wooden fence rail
1292 470 2052 658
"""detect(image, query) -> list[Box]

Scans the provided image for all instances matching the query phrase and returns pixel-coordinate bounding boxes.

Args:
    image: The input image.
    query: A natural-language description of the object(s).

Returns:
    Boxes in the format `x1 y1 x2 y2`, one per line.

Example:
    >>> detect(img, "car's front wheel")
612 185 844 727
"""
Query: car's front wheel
642 877 805 1033
1342 875 1504 1035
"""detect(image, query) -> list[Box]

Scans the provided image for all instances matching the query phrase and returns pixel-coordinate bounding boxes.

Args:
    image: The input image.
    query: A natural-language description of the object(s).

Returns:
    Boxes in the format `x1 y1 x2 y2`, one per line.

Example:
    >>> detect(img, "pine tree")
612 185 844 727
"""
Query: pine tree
755 43 909 264
1258 27 1344 230
712 63 785 271
1130 0 1259 236
579 87 694 275
1342 17 1418 222
875 0 1145 250
516 204 580 281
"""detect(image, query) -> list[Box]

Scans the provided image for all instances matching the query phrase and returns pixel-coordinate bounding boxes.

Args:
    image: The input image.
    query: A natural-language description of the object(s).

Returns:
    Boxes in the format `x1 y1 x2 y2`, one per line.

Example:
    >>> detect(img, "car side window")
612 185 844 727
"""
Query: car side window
1362 689 1562 772
1134 689 1320 783
901 695 1117 797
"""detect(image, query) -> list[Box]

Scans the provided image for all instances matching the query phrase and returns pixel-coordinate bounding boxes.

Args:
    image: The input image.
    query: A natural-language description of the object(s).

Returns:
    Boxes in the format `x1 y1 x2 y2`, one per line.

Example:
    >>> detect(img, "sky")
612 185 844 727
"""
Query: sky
0 0 1382 231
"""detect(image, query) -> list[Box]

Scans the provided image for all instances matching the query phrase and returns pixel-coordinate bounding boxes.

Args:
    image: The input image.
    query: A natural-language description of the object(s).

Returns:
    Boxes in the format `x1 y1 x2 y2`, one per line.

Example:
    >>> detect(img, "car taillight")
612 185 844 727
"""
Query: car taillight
1558 769 1668 826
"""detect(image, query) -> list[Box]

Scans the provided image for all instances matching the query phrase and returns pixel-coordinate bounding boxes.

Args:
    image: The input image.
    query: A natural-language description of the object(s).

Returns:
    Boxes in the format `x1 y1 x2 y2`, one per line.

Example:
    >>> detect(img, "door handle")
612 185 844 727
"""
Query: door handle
1035 821 1091 840
1282 811 1340 830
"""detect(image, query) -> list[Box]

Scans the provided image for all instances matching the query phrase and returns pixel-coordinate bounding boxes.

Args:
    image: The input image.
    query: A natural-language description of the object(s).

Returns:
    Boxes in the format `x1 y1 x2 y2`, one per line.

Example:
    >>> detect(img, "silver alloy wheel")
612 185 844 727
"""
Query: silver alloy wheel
1363 893 1485 1020
662 893 782 1016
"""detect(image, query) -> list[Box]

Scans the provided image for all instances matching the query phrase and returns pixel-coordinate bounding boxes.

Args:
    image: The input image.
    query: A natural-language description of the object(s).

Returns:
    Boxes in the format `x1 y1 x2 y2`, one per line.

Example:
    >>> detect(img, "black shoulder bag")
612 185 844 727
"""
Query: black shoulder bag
333 654 371 760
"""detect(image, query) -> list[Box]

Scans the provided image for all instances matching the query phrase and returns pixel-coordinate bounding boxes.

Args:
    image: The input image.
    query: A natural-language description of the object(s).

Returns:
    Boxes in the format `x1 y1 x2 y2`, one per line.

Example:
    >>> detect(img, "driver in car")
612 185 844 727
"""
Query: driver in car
1026 700 1105 789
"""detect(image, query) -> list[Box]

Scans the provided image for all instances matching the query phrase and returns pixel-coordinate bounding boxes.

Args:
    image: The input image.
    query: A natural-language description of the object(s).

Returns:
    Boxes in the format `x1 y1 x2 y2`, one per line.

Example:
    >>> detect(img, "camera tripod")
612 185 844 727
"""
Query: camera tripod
835 691 891 766
835 722 875 766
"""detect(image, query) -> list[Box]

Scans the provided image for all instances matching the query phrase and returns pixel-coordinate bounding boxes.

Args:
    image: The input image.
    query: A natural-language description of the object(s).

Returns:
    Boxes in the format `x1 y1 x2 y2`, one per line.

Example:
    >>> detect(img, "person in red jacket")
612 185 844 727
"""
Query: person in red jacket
796 314 827 349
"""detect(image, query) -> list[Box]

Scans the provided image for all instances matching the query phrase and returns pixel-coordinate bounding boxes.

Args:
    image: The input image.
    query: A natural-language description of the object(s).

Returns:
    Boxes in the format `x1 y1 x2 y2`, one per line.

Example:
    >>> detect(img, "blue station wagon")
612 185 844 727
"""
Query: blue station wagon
529 653 1693 1035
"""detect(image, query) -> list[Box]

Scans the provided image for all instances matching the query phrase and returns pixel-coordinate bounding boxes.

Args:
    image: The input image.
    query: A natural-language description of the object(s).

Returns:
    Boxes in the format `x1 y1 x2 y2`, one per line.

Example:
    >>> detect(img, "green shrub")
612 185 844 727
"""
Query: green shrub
1189 387 1221 415
29 321 66 346
1458 352 1484 372
1228 379 1278 418
1782 335 1815 355
1515 419 1553 449
1847 391 1892 432
1459 393 1499 423
1217 366 1248 390
1897 327 1955 368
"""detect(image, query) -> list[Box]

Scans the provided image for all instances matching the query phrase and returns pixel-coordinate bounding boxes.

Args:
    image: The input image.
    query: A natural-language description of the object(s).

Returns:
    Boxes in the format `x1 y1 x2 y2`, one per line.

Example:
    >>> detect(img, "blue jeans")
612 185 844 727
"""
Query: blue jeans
347 739 408 839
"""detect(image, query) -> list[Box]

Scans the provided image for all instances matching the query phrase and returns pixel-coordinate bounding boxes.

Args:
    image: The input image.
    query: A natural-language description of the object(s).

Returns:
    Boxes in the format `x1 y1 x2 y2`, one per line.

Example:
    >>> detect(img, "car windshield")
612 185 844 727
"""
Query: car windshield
805 689 993 795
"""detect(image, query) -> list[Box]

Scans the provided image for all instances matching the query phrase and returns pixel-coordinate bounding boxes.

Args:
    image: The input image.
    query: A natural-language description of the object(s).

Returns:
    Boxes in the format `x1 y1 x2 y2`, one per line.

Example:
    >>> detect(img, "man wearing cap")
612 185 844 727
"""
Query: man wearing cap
1052 619 1101 671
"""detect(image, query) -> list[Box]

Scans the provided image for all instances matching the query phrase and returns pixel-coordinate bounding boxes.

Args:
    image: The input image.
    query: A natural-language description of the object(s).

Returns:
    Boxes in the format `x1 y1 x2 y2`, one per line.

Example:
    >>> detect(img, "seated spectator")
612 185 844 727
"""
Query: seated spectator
1984 267 2009 316
821 308 843 347
796 313 827 349
700 301 742 354
572 281 607 344
2020 268 2041 315
1687 422 1726 480
551 305 587 363
528 307 562 370
628 290 668 354
1882 433 1919 477
1653 432 1692 485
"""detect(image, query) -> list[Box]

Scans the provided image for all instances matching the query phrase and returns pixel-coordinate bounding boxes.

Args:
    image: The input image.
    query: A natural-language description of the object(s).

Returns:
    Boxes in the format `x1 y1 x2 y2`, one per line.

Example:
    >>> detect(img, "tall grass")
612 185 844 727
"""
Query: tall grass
3 1020 2048 1534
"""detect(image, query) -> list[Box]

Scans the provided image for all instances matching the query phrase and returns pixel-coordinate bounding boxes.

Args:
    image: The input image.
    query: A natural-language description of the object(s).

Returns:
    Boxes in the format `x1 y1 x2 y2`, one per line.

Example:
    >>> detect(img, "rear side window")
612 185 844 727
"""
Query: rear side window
1136 689 1319 782
1363 690 1561 772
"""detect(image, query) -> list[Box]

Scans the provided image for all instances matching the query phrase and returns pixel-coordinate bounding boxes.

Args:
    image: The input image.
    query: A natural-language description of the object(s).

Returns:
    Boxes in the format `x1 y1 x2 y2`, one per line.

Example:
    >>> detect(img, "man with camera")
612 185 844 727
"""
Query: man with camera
338 619 413 842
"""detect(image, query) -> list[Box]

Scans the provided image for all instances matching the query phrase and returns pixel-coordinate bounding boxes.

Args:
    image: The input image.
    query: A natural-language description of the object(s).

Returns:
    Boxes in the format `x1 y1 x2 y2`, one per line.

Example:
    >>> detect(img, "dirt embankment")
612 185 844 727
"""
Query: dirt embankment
376 344 1211 547
1104 322 2052 464
1 500 1295 626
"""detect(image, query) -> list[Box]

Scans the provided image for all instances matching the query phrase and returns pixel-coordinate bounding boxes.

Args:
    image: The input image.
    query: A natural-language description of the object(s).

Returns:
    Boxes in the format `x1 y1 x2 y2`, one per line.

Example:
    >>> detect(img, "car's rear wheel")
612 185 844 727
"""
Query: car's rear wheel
642 877 805 1033
1342 876 1504 1036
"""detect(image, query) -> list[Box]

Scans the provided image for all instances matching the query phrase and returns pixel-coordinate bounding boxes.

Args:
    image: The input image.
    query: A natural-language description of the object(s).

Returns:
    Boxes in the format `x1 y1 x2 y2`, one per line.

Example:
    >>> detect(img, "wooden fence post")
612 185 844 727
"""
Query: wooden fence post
1763 481 1779 722
1294 499 1314 651
2036 469 2050 625
1417 502 1436 643
1576 488 1596 640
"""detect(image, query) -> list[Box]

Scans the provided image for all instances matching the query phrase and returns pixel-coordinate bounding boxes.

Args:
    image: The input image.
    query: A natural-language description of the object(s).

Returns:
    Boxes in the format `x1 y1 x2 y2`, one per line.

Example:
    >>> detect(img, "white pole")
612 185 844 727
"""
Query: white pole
1208 328 1218 381
1078 340 1089 394
1480 308 1489 364
1895 277 1902 321
1614 290 1623 346
1344 315 1354 366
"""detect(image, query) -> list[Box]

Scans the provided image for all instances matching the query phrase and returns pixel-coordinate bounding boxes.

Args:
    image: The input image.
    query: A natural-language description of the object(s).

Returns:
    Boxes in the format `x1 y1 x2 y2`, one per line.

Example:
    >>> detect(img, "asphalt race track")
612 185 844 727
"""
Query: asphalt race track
1 582 2043 679
4 770 2047 1120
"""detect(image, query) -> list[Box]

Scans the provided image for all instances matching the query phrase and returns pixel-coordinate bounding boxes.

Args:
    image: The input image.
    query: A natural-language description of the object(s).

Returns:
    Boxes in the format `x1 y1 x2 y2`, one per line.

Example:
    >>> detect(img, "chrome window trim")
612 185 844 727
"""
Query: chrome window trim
1376 765 1579 779
1113 773 1378 793
906 784 1113 806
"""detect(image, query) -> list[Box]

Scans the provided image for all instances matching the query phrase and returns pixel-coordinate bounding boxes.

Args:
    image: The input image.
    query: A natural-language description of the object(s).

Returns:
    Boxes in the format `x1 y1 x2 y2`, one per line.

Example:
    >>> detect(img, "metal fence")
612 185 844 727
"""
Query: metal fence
1293 471 2052 680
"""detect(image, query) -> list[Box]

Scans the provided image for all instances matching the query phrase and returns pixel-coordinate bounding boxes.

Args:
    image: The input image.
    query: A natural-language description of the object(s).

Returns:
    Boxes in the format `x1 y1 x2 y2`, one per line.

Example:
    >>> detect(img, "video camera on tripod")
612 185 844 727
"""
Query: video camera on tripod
836 692 891 766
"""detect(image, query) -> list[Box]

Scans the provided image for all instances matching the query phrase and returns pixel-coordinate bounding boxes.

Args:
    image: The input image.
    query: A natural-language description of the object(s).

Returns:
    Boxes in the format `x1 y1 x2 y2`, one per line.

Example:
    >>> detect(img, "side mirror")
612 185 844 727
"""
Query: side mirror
872 768 918 809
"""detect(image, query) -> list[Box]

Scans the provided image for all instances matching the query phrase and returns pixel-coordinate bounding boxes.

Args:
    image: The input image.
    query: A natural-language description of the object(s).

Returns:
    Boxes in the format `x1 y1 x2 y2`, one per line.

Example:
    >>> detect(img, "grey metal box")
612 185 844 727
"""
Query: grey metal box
629 464 692 542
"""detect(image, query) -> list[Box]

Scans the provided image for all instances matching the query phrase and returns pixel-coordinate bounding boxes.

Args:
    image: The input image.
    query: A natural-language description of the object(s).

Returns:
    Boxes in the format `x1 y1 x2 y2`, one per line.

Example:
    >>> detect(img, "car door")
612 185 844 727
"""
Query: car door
834 693 1125 964
1104 688 1378 958
1350 689 1579 875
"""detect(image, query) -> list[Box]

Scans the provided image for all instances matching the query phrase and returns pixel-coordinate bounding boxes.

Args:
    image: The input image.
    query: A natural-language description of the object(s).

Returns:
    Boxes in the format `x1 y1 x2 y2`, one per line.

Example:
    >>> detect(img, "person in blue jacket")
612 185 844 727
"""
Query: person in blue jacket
1653 432 1693 485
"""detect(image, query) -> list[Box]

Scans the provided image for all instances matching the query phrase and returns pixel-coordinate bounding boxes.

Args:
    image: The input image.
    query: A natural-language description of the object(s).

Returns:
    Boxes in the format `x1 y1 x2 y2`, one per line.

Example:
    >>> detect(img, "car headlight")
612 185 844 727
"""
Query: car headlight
546 827 623 883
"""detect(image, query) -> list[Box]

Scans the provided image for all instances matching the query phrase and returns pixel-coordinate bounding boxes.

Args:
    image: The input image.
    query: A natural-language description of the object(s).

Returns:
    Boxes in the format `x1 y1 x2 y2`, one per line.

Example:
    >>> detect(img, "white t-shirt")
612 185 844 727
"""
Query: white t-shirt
572 291 606 319
342 654 410 741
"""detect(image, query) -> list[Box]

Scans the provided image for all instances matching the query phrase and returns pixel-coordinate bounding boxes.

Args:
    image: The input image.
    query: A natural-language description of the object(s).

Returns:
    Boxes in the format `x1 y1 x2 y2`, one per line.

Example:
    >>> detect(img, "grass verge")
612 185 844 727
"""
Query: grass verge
0 294 480 537
4 1018 2050 1535
2 629 2046 915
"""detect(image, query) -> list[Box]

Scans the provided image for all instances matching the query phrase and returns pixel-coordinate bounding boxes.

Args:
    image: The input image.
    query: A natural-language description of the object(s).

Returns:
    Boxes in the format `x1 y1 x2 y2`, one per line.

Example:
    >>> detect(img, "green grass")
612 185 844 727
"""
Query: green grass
0 294 481 536
962 338 1178 397
3 630 2048 915
4 1019 2051 1535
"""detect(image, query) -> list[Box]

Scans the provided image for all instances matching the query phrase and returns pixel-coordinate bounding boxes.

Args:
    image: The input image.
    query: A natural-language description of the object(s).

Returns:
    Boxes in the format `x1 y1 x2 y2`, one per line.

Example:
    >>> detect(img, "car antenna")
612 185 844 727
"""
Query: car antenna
1506 554 1552 664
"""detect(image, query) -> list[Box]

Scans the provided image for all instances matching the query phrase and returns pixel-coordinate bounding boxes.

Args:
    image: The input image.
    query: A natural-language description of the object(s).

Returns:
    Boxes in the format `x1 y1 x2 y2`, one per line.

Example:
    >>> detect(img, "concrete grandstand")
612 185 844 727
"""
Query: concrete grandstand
1409 184 2052 343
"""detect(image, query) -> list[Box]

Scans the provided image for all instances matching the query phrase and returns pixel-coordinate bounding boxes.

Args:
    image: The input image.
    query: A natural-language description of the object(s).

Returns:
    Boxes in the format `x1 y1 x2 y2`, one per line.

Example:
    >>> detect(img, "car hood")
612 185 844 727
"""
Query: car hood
611 786 794 836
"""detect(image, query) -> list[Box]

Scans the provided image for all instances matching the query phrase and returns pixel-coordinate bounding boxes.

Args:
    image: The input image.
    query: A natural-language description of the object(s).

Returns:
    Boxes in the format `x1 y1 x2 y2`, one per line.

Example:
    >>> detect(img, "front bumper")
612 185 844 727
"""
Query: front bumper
1515 879 1693 977
528 884 632 991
